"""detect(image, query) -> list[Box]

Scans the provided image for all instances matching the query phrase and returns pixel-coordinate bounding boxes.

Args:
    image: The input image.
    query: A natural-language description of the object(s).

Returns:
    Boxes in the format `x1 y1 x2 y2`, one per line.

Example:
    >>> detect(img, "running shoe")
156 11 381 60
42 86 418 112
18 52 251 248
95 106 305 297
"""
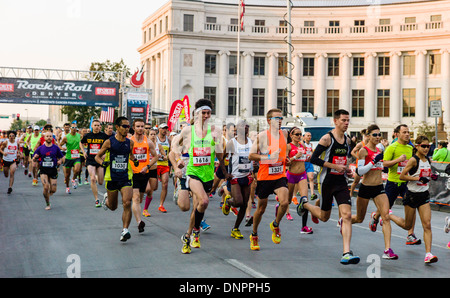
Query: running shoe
120 229 131 242
200 220 211 232
72 179 78 189
231 207 239 216
310 193 318 201
181 234 191 254
231 228 244 239
95 199 101 208
292 197 299 205
84 179 89 185
311 213 319 224
28 173 32 178
369 212 379 232
424 253 438 264
66 187 71 194
406 234 421 245
24 169 28 176
45 204 51 211
444 216 449 233
447 241 450 249
286 213 293 221
249 234 260 251
222 196 231 215
340 251 360 265
32 179 38 186
190 229 201 248
142 209 151 217
158 205 167 213
7 187 12 194
296 197 307 216
245 216 253 227
300 226 313 234
102 193 109 210
138 221 145 233
270 221 281 244
382 248 399 260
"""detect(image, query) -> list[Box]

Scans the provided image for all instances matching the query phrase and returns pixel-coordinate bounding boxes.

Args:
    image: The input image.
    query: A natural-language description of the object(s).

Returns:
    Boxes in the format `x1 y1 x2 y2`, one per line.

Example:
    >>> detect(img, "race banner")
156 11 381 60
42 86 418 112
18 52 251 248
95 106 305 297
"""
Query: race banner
0 77 119 107
168 99 184 132
126 92 149 124
182 95 190 123
429 161 450 206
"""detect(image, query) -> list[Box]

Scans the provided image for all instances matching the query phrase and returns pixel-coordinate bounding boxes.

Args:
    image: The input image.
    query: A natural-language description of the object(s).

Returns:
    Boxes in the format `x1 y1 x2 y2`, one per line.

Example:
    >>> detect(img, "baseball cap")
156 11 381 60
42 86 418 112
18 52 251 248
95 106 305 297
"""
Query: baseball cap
33 125 40 130
159 123 168 128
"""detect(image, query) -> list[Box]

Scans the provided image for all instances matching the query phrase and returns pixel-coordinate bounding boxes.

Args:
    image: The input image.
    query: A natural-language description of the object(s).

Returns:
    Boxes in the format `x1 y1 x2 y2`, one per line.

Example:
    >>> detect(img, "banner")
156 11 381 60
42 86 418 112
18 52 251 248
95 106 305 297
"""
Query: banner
429 161 450 206
0 77 119 107
182 95 190 124
168 99 184 132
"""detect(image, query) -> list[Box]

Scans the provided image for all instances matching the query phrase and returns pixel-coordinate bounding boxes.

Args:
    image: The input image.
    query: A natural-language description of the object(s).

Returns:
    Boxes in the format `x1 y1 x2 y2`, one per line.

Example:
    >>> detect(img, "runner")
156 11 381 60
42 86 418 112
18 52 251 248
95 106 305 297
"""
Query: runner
371 124 420 245
349 129 368 198
285 127 312 234
60 122 86 194
0 131 21 194
95 116 140 242
172 98 225 253
81 119 110 207
32 131 64 210
156 123 171 213
390 135 439 263
130 119 158 233
302 131 317 201
221 120 253 239
352 124 398 259
248 108 289 251
297 109 360 265
57 123 70 169
28 125 41 186
20 126 32 177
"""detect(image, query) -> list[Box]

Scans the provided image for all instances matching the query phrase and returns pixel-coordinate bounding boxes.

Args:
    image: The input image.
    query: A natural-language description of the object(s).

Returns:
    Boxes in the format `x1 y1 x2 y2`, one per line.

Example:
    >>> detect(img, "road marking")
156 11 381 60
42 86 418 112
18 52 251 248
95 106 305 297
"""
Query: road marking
225 259 269 278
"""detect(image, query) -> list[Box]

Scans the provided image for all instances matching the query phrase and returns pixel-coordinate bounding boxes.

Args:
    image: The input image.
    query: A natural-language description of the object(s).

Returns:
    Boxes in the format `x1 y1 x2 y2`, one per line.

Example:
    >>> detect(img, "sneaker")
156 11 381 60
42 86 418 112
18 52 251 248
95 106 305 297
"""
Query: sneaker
72 179 78 189
270 221 281 244
245 216 253 227
249 234 260 251
120 229 131 242
95 199 101 208
369 212 378 232
200 220 211 232
296 197 307 216
300 226 313 234
190 229 201 248
222 196 231 215
424 253 438 264
32 179 38 186
7 187 12 194
292 197 299 205
24 169 28 176
444 216 449 233
340 251 360 265
311 213 319 224
406 234 421 245
84 179 89 185
310 193 318 201
138 221 145 233
66 187 71 194
382 248 399 260
447 241 450 249
231 228 244 239
142 209 151 217
231 207 239 216
286 213 293 221
158 205 167 213
181 234 191 254
28 173 32 178
102 193 109 210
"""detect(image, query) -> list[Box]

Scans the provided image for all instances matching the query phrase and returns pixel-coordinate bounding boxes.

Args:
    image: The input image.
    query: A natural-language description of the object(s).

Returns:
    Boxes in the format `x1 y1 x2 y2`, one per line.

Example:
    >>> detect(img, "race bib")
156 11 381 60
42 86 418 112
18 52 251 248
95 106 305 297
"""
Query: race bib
330 156 347 175
238 156 252 173
112 161 127 170
42 156 54 167
397 160 409 174
417 168 431 186
133 147 148 162
89 144 101 155
71 149 80 159
268 162 283 175
193 147 211 166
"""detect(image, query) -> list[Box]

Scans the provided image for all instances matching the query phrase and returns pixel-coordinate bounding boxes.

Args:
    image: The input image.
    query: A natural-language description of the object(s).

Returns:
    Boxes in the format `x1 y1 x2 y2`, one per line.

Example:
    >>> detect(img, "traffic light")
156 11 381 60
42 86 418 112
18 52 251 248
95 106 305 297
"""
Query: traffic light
17 113 20 120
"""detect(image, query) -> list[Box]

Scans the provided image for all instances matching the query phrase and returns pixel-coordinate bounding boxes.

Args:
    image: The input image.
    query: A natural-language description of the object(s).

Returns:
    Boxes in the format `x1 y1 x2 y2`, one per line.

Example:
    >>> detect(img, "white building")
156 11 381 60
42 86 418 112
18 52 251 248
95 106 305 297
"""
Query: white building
138 0 450 139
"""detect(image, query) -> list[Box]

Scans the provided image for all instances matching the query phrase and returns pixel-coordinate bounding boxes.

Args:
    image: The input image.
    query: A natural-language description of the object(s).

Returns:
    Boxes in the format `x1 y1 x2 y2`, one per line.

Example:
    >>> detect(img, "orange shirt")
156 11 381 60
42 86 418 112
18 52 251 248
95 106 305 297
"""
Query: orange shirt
130 135 150 174
257 130 287 181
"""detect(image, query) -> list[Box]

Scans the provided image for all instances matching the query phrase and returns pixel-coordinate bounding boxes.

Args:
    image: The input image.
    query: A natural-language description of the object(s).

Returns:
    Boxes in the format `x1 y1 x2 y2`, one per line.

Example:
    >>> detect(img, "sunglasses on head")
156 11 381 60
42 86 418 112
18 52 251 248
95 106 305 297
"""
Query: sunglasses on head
418 144 431 148
371 133 382 137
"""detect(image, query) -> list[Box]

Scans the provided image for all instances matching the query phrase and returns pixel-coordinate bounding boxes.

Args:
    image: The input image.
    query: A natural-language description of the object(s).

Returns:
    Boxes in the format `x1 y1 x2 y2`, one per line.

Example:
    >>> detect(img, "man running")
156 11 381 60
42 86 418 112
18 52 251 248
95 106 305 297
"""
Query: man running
28 126 41 186
32 131 64 210
130 118 158 233
0 131 21 194
248 108 289 251
95 116 139 242
81 119 110 207
156 123 171 213
21 126 32 177
297 109 360 265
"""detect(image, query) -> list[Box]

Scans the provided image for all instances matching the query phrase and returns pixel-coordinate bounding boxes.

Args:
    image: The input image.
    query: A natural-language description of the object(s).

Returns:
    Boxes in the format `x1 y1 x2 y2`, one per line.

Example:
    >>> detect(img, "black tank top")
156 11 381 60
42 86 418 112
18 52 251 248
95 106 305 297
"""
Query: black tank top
318 131 350 184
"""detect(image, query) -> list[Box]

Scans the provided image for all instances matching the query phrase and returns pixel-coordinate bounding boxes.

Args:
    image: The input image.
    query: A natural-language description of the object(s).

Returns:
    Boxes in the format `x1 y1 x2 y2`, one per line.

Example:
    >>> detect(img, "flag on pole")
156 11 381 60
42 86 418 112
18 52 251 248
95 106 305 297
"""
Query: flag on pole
100 107 114 123
240 0 245 31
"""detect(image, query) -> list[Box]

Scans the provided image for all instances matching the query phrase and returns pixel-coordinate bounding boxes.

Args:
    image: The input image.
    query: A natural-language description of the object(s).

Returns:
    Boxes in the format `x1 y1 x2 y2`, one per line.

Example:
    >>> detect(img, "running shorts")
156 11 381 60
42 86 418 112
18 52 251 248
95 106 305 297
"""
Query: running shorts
157 165 170 176
403 190 430 209
256 177 288 199
64 158 81 168
286 170 307 184
357 184 385 200
186 175 213 194
305 162 314 173
106 180 132 192
132 172 151 193
320 179 351 211
148 168 157 179
385 180 407 208
39 167 58 180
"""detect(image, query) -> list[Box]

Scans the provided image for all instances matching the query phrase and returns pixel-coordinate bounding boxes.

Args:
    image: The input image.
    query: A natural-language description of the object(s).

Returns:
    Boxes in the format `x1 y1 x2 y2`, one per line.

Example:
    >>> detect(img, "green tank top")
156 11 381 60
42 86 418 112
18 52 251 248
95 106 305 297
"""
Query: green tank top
66 133 81 160
30 133 41 154
23 133 31 148
186 124 215 182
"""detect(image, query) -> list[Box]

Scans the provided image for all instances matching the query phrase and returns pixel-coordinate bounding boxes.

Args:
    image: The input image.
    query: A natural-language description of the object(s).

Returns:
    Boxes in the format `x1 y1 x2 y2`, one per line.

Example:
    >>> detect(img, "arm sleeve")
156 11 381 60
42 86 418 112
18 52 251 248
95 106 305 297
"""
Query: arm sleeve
356 159 374 176
310 144 327 167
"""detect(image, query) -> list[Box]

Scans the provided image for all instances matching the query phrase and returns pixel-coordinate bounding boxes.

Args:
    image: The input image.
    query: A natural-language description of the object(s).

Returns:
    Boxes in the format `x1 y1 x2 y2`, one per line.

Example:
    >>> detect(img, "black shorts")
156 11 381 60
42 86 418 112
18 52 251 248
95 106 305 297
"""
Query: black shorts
403 190 430 209
385 181 408 208
39 167 58 180
215 165 226 179
256 177 288 199
179 177 190 191
86 158 102 168
187 175 213 194
23 147 30 157
132 172 151 193
64 158 81 168
106 180 132 192
80 155 85 163
149 168 157 179
320 179 351 211
358 184 385 200
3 160 17 168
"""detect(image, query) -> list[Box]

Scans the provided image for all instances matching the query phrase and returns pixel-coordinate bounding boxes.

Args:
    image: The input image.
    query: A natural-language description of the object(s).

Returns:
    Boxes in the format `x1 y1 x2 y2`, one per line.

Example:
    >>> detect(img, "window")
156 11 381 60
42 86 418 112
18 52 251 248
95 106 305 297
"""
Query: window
148 28 151 41
252 88 265 116
160 20 163 34
402 88 416 117
328 57 339 76
278 56 287 76
229 54 240 75
255 20 265 26
377 89 390 117
302 90 314 114
378 56 390 76
277 89 288 116
379 19 390 25
429 54 441 75
205 53 217 74
228 88 241 116
428 88 441 103
329 20 340 27
354 20 365 26
206 17 216 24
254 56 265 76
352 90 364 117
353 57 364 76
183 14 194 32
165 16 169 32
304 21 315 27
204 87 216 114
326 90 339 117
431 15 442 22
403 55 415 76
405 17 416 23
303 57 314 76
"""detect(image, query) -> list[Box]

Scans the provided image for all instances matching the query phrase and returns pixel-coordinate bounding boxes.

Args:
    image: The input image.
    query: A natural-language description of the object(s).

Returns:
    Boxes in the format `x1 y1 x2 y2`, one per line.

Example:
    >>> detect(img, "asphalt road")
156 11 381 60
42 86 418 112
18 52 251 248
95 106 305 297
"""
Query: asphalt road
1 166 449 280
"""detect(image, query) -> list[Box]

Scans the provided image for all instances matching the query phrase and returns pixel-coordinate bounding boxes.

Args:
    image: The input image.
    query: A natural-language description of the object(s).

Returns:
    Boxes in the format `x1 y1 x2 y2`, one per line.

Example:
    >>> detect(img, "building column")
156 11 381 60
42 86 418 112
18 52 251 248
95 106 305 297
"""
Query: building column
365 52 377 124
340 52 352 113
416 50 428 124
440 49 450 130
242 51 254 119
150 56 156 109
315 53 327 118
155 53 161 111
267 52 278 111
390 51 402 125
292 53 302 115
218 50 230 122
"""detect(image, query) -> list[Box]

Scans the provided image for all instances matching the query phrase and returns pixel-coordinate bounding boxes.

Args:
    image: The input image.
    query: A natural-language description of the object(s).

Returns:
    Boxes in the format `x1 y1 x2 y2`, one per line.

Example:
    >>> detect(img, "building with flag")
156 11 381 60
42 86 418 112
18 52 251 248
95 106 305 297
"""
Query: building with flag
138 0 450 140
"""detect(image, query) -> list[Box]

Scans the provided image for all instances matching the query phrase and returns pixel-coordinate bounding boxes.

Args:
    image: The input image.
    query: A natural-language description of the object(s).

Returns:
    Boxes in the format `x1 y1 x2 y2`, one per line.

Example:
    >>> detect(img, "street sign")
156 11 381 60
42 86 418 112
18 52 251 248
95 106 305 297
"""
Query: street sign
429 100 442 117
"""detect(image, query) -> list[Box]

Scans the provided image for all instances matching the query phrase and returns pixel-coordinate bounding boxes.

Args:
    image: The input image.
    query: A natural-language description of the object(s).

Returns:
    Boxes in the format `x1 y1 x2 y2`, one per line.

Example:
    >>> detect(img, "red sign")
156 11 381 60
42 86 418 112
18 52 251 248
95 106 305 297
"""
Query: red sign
95 87 116 96
168 100 184 132
182 95 190 123
0 83 14 92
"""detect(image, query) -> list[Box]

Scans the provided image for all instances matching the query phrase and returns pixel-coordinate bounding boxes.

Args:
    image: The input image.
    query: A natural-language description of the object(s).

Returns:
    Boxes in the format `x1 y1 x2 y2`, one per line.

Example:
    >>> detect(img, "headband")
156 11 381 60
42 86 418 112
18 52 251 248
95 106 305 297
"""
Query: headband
195 106 212 113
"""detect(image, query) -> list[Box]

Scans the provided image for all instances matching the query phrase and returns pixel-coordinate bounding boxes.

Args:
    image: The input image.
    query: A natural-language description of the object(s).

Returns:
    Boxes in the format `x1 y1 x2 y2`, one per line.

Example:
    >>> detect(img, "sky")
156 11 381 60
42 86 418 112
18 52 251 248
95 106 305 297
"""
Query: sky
0 0 168 72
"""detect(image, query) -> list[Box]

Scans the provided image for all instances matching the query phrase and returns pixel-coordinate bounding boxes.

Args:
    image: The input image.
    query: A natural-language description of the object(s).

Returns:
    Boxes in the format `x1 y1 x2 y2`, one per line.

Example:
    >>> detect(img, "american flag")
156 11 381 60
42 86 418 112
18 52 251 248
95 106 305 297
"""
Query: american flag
240 0 245 31
100 107 114 123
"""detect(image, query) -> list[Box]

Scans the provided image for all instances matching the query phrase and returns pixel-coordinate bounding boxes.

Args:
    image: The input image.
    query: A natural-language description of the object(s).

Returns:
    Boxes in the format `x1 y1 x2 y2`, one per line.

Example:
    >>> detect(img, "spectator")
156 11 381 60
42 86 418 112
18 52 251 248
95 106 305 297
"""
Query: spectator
432 141 450 162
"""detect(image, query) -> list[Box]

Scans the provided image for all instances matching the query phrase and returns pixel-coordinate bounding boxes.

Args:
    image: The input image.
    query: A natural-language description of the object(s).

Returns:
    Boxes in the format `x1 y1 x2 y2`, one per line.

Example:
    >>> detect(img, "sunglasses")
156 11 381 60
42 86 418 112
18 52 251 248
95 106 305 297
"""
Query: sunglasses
120 124 130 129
270 117 283 121
418 144 431 148
292 133 302 136
371 133 382 137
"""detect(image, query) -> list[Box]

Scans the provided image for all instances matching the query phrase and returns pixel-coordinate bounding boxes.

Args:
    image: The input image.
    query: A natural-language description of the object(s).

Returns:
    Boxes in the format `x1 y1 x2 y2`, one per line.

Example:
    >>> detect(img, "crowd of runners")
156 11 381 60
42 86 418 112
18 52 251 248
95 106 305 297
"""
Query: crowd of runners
1 98 449 265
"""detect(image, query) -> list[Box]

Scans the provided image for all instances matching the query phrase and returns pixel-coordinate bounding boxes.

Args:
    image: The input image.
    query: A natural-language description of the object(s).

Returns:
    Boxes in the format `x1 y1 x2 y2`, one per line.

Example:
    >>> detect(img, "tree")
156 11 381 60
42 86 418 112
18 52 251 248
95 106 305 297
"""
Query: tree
61 59 131 128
